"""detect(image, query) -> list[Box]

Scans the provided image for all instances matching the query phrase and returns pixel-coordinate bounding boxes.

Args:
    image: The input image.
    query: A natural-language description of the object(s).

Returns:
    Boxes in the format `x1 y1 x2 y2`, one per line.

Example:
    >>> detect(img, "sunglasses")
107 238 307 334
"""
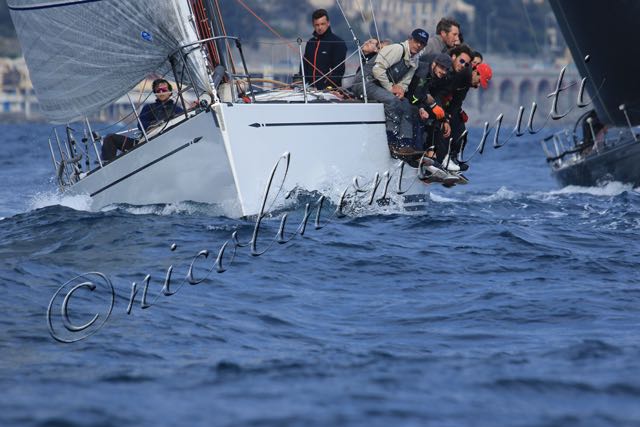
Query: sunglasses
458 58 469 67
155 87 170 93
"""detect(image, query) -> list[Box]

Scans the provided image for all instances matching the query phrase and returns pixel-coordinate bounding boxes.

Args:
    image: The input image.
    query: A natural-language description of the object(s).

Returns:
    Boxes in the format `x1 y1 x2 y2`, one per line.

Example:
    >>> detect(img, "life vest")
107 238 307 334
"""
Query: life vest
386 45 412 84
360 43 412 86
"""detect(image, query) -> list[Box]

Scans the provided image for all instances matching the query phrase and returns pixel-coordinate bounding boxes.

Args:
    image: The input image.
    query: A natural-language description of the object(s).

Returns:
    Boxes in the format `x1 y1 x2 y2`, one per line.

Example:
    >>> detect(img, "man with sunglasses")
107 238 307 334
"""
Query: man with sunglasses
101 78 185 162
138 79 185 131
439 44 474 171
442 47 493 172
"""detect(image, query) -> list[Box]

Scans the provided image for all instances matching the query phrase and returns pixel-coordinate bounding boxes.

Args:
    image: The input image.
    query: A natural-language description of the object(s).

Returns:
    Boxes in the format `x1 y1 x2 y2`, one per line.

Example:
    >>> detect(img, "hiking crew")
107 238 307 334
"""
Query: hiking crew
298 6 495 185
407 53 453 163
352 29 429 156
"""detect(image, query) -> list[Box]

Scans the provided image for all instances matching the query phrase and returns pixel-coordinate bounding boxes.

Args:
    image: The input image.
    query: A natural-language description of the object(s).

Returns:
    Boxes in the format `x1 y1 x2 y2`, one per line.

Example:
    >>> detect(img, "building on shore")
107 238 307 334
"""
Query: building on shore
0 57 36 118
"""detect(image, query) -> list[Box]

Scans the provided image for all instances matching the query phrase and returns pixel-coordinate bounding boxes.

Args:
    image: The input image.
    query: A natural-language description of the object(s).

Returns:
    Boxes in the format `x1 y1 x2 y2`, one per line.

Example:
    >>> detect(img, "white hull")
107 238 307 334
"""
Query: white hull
68 102 430 217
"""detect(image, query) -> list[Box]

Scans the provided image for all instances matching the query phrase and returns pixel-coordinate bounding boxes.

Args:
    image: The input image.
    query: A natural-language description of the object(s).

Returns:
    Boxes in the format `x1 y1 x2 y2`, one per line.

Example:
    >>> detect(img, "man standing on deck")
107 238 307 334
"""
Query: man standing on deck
301 9 347 90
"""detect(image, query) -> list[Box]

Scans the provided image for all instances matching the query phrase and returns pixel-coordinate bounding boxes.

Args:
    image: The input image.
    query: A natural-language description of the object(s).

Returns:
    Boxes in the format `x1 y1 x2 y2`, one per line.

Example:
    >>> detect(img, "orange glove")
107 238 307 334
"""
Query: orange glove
431 105 445 121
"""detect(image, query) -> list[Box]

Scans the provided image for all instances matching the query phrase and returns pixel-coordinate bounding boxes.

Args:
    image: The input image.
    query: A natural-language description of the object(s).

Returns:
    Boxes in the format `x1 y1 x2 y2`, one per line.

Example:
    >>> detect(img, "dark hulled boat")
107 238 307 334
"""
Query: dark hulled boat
544 0 640 187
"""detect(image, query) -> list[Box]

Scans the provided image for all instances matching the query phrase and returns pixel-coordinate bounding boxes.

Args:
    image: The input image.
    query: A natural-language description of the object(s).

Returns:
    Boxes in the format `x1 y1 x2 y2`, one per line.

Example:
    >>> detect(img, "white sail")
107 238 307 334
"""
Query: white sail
8 0 209 123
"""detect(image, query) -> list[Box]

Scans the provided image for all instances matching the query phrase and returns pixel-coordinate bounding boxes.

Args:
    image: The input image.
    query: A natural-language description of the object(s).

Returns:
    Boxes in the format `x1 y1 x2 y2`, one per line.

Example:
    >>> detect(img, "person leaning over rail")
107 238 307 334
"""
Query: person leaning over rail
471 50 483 67
101 79 189 163
351 28 429 158
300 8 347 90
406 53 453 164
446 51 492 172
423 17 461 56
439 44 474 172
354 38 392 75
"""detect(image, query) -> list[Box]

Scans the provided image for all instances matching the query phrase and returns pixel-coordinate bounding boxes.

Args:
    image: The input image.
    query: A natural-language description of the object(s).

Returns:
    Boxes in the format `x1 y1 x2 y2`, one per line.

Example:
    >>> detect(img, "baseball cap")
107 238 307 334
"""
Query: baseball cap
433 53 453 70
475 63 493 89
411 28 429 45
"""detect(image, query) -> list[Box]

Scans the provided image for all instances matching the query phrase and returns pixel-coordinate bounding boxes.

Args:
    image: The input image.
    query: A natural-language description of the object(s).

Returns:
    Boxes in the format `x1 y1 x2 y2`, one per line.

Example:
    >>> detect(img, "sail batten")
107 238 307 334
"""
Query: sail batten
8 0 208 123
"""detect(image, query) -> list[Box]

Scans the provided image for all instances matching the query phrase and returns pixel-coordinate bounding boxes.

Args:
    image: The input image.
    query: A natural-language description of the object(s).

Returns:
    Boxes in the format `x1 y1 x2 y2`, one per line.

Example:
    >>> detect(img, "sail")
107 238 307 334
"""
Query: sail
549 0 640 127
8 0 209 123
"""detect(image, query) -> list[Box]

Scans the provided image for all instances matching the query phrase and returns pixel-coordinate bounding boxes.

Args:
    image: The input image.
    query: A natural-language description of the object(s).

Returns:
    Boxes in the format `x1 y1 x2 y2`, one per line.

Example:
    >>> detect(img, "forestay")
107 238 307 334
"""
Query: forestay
8 0 209 123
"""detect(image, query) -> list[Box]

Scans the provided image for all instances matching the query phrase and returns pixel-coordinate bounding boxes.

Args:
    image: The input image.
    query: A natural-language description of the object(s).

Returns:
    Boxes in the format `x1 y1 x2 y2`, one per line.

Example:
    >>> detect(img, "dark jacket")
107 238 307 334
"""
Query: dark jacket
445 66 473 115
139 99 184 131
407 60 451 111
302 27 347 90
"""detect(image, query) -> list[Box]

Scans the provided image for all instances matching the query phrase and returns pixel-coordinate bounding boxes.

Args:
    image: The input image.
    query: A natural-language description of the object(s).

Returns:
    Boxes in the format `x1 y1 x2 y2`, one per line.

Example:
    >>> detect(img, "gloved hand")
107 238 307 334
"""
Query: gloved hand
460 110 469 123
431 105 445 121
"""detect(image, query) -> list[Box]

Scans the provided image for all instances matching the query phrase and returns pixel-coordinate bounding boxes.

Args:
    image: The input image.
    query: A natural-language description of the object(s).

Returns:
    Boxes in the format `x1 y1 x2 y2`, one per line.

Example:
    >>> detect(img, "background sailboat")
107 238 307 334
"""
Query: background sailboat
543 0 640 187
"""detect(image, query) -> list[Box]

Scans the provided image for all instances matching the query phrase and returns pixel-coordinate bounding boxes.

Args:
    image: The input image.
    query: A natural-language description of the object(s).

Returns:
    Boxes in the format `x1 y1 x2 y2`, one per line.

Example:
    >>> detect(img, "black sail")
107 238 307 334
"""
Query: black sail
549 0 640 126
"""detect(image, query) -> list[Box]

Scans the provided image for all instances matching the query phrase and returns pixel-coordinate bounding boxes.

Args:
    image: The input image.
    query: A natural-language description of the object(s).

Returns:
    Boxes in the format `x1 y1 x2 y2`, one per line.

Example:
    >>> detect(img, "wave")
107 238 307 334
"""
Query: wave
100 201 228 217
550 181 638 197
429 192 460 203
28 191 93 212
472 186 519 203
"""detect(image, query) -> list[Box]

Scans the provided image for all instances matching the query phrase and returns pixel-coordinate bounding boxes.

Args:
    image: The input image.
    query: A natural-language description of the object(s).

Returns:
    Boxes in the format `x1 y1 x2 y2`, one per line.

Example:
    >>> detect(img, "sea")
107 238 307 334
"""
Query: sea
1 122 639 427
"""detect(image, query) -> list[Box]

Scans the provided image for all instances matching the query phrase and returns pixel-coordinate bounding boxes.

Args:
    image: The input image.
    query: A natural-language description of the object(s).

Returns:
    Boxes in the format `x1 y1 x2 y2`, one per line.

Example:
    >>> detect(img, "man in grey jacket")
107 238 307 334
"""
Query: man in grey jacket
352 28 429 151
424 17 461 56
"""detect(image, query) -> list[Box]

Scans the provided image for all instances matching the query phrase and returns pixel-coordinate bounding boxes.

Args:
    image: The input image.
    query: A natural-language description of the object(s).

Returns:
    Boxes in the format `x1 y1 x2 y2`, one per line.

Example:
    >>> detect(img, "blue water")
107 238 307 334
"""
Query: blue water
1 122 639 426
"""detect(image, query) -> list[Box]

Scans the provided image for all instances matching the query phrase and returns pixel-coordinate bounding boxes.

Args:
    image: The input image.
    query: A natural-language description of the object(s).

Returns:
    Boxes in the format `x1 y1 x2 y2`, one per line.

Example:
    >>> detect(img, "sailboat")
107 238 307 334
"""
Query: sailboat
543 0 640 187
8 0 430 218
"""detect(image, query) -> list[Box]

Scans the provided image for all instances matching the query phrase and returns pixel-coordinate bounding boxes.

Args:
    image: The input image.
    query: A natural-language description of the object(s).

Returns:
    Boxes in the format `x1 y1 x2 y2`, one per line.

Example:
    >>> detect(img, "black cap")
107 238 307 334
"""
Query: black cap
411 28 429 45
434 53 453 70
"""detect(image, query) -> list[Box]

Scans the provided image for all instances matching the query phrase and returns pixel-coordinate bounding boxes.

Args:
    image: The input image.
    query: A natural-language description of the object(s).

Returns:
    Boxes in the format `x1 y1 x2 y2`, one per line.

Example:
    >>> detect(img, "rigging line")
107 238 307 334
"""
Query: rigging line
211 0 243 95
518 0 541 56
354 0 373 40
232 0 351 98
306 49 360 88
136 79 149 106
192 0 220 68
368 0 381 43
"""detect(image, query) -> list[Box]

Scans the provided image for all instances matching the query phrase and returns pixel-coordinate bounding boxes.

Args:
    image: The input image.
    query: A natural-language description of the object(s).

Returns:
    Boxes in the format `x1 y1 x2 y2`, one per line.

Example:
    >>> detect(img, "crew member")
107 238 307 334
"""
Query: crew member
407 53 453 163
441 44 474 171
301 9 347 90
352 29 429 155
101 79 185 162
424 17 461 55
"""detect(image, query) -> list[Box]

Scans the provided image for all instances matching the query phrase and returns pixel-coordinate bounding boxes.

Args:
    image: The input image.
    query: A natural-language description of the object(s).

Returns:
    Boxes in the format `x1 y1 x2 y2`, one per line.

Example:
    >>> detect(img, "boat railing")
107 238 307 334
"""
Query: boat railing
48 118 104 188
47 80 205 189
175 35 369 104
175 35 255 104
541 129 583 168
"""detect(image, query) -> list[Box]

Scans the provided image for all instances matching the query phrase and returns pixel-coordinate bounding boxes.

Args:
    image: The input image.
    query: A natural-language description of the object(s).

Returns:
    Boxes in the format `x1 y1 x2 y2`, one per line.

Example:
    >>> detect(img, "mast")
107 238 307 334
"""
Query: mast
206 0 235 75
189 0 233 75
